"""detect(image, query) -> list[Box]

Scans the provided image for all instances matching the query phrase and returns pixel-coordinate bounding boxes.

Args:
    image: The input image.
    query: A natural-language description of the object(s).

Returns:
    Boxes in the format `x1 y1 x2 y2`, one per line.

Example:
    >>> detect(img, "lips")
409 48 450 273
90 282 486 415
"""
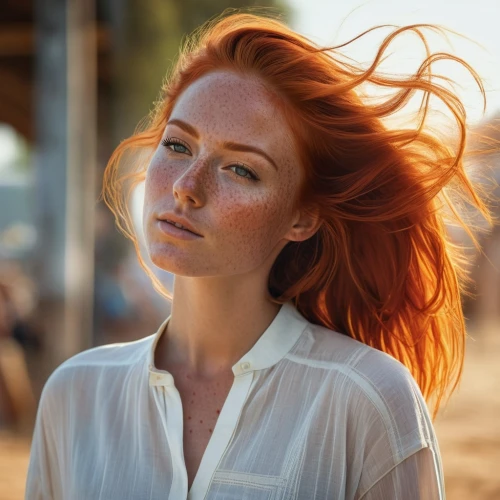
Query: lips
164 220 197 235
165 219 190 231
157 212 202 236
157 220 202 240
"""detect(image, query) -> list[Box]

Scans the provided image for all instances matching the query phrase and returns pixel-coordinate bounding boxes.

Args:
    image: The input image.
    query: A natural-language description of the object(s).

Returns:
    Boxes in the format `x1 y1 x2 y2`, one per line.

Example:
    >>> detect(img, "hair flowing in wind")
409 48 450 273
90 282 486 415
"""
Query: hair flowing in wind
101 8 499 419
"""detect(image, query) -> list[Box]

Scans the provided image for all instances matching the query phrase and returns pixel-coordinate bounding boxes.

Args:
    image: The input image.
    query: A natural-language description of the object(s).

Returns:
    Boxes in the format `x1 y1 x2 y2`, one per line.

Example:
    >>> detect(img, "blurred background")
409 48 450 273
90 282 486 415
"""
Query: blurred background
0 0 498 499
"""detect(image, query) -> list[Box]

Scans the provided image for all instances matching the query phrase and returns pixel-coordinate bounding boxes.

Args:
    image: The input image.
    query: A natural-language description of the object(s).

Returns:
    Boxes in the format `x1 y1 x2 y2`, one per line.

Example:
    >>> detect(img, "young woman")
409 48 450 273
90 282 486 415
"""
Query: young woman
25 10 496 500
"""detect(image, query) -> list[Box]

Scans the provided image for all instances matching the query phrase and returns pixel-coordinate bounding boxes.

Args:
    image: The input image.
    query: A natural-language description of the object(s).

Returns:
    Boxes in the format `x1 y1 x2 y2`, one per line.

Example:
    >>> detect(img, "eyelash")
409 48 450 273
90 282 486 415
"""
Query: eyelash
160 136 259 182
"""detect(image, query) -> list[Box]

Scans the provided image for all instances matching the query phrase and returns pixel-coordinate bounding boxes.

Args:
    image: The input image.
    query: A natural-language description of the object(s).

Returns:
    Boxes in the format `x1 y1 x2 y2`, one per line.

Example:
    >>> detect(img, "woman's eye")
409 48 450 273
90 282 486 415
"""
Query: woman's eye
161 138 189 154
161 137 258 182
229 164 258 182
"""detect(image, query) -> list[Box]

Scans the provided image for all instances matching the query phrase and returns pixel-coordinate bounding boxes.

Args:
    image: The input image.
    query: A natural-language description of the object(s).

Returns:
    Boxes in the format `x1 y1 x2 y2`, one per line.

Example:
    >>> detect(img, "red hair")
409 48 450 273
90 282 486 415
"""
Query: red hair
101 9 498 419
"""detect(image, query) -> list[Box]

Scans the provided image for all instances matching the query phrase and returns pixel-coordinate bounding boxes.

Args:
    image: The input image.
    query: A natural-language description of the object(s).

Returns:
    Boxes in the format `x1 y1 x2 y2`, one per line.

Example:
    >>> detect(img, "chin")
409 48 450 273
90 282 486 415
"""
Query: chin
148 251 210 277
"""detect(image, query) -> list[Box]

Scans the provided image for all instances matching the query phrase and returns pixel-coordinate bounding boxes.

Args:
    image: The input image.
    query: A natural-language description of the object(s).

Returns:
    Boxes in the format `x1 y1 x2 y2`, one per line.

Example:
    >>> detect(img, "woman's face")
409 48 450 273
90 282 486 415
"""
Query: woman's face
142 69 306 277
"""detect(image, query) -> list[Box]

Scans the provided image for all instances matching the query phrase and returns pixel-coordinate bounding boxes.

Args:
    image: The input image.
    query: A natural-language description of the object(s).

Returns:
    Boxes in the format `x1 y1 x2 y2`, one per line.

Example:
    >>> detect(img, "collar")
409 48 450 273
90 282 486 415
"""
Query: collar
147 300 309 387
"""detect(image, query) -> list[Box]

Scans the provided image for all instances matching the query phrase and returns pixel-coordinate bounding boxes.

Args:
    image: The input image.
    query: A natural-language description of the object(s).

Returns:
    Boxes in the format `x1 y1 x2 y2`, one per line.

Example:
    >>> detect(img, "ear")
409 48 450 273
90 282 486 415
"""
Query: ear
286 204 322 243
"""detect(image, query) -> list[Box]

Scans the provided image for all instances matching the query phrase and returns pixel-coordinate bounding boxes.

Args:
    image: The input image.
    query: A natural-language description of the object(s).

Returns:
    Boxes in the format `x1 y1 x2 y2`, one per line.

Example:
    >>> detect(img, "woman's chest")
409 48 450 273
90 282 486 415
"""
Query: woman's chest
66 369 358 499
174 372 235 489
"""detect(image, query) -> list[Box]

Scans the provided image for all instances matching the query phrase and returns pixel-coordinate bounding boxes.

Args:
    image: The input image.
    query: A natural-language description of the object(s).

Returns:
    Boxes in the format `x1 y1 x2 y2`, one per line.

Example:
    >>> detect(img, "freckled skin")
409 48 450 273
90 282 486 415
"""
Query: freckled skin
169 362 234 438
142 69 304 278
144 69 321 378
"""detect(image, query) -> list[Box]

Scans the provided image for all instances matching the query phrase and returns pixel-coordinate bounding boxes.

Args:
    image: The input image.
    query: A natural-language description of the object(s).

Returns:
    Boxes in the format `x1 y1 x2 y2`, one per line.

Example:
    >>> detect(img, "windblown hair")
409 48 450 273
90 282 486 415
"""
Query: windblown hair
101 8 498 419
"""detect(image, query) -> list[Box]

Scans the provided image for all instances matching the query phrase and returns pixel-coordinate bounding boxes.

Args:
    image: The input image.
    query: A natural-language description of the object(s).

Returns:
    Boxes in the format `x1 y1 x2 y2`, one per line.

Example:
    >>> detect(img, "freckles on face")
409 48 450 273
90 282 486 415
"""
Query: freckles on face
213 175 295 270
142 69 303 276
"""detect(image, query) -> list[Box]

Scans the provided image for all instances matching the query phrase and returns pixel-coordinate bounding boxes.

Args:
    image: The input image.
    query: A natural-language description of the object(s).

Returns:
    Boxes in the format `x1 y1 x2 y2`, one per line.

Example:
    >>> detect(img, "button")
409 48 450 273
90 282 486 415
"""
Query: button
240 362 251 371
150 372 168 386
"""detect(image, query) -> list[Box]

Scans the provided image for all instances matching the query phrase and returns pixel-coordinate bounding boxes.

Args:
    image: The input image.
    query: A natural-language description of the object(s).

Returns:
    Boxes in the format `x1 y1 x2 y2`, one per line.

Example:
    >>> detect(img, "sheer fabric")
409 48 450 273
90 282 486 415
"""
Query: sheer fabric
25 300 445 499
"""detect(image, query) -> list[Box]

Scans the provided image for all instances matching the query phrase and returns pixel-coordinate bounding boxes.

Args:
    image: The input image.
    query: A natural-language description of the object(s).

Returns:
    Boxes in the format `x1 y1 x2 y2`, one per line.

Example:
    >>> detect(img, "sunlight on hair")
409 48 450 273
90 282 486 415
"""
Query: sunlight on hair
100 8 500 420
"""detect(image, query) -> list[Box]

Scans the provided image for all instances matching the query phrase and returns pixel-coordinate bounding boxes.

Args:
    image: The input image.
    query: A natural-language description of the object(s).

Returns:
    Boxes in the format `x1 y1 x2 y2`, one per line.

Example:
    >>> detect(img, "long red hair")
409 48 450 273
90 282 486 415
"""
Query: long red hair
101 9 498 419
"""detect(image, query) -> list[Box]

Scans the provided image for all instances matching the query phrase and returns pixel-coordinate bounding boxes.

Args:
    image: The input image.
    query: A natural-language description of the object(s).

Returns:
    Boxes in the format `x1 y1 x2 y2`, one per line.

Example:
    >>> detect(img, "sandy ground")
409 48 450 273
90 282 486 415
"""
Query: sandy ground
0 319 499 500
433 318 500 500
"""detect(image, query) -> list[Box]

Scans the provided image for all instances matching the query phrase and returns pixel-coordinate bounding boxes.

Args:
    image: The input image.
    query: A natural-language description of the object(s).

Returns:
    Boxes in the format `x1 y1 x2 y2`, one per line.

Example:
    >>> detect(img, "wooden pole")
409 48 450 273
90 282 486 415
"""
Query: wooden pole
33 0 96 374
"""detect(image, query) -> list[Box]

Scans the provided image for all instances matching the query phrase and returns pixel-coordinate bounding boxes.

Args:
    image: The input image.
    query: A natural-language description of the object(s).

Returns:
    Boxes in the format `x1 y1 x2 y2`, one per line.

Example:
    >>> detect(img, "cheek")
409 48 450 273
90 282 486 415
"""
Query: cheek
144 155 171 199
215 188 293 251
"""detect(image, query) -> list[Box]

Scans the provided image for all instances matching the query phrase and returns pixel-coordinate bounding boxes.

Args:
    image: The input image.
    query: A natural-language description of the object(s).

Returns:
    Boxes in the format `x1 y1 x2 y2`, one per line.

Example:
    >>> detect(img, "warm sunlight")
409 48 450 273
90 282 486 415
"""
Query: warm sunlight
288 0 500 125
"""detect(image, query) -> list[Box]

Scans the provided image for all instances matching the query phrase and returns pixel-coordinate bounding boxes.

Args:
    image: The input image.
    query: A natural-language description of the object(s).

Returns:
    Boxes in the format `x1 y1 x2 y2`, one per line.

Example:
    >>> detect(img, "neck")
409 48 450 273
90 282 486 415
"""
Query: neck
154 273 282 379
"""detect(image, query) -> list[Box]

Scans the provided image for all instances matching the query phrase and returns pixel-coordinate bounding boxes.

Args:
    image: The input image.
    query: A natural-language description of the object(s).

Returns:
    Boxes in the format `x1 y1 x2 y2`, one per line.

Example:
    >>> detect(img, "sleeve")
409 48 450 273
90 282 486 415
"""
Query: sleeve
24 368 66 500
348 350 446 500
358 447 445 499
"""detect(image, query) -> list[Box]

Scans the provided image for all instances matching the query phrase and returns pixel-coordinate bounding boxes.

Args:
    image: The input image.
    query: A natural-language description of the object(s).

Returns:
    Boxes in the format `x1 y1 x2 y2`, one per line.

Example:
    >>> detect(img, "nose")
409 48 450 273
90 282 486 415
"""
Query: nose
172 157 209 206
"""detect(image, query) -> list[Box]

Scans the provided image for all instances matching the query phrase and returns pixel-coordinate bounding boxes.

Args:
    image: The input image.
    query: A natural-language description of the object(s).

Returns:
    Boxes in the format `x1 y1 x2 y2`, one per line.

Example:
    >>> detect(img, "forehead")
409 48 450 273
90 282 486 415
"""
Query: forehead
168 70 293 148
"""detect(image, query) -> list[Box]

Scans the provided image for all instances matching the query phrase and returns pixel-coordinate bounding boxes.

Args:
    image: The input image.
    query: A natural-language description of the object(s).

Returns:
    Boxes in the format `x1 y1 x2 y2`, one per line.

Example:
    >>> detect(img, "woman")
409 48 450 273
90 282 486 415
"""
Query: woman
25 10 496 500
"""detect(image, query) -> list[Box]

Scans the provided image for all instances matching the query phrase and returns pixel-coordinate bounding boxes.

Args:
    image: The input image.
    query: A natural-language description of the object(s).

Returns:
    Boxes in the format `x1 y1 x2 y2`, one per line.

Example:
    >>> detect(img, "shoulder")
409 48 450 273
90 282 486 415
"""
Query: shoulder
39 333 155 409
296 322 421 393
295 322 440 493
295 322 436 455
59 333 153 370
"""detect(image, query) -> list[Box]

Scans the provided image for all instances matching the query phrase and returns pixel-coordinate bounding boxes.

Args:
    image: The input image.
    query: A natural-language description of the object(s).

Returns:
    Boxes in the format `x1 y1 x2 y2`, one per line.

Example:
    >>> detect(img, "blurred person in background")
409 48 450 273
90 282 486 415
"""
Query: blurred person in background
0 261 38 431
25 9 498 500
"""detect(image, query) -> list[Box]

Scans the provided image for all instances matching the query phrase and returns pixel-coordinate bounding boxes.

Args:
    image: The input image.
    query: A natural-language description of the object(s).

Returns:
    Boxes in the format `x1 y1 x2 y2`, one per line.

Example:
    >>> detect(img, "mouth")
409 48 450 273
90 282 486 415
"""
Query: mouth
164 218 197 233
157 220 203 240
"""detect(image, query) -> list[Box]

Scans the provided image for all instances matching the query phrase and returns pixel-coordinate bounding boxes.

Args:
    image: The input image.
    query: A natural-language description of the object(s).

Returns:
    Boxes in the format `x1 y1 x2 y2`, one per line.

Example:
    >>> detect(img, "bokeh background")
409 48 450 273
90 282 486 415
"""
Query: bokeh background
0 0 499 499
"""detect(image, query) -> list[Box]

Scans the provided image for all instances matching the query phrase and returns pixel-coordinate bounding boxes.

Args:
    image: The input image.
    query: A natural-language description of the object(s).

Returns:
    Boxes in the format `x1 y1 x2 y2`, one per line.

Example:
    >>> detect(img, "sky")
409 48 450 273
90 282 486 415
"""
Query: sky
287 0 500 125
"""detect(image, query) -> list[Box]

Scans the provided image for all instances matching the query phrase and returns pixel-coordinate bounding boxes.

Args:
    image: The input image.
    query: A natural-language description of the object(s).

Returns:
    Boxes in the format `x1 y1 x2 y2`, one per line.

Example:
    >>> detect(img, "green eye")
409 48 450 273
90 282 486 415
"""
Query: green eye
160 137 259 182
161 137 188 154
229 164 258 182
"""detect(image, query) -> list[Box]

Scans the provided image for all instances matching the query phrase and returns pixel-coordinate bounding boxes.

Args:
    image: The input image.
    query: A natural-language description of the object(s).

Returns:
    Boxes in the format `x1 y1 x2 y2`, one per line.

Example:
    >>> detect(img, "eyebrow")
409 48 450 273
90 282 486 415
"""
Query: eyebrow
166 118 278 171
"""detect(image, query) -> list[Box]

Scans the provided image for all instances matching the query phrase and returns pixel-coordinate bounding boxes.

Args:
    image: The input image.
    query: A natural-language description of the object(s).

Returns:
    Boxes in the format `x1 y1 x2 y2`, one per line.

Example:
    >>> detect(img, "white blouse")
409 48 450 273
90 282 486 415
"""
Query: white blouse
25 300 445 499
